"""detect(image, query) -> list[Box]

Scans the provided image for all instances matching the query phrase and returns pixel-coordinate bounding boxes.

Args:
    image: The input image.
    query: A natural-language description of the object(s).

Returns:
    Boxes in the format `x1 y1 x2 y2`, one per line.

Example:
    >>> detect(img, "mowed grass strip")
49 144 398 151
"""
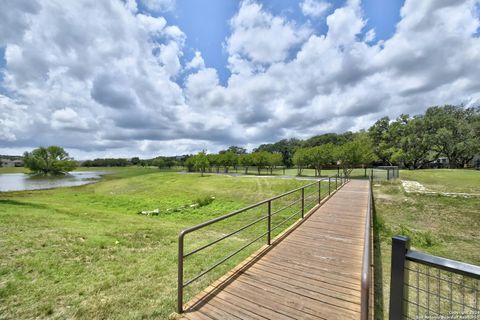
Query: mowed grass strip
0 168 317 319
373 169 480 319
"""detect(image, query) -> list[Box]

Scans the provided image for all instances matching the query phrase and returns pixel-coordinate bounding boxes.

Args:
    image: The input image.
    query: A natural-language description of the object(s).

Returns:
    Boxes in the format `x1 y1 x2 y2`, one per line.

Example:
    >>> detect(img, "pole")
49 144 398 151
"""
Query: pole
389 236 410 320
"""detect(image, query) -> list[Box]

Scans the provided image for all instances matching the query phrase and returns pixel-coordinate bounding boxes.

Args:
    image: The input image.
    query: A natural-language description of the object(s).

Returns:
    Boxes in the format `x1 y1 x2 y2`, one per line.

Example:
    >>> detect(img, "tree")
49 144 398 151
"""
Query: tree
221 146 247 155
152 158 165 169
251 151 270 174
335 134 376 176
267 152 283 174
23 146 76 175
390 115 434 169
239 153 253 174
308 144 335 176
131 157 140 165
424 105 480 168
208 154 221 173
255 138 302 167
219 151 237 173
193 151 210 176
368 117 398 165
292 148 310 176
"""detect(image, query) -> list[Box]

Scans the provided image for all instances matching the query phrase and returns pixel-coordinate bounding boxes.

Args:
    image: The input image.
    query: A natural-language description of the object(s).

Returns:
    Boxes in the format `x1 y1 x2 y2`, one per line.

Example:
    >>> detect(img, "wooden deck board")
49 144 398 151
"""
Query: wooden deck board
181 180 369 320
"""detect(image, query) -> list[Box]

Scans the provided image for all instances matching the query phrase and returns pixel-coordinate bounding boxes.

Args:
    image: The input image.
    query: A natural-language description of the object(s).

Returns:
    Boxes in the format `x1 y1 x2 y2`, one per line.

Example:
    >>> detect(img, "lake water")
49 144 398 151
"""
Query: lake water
0 172 105 192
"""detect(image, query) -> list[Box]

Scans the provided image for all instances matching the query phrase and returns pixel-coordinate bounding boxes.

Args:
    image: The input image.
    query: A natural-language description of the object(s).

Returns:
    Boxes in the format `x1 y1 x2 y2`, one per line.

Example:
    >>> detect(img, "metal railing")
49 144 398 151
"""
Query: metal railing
373 166 399 180
389 236 480 320
177 174 349 313
361 175 374 320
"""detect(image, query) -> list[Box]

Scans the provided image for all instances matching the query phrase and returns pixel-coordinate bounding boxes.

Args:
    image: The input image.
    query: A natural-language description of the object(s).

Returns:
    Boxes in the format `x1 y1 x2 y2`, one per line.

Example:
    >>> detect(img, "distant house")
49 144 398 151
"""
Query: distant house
432 155 480 168
0 159 24 167
473 154 480 169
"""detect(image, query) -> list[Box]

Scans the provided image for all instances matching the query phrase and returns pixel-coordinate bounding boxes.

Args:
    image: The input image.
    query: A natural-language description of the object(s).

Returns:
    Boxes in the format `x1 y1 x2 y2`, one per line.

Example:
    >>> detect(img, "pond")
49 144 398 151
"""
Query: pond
0 171 106 192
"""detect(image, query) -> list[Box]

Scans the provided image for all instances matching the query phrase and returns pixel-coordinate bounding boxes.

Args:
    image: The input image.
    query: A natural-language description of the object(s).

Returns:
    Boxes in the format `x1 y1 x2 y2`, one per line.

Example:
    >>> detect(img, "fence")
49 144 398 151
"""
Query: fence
177 174 349 313
372 166 399 181
389 236 480 320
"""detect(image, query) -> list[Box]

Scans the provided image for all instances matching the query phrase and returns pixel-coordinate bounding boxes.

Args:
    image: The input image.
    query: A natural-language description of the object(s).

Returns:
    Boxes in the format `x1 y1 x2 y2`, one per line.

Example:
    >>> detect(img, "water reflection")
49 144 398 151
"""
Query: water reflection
0 171 105 192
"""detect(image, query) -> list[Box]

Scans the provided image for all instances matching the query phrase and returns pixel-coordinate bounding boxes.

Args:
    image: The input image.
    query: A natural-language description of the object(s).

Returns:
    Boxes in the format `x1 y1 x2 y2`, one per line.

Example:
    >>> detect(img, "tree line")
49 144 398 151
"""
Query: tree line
21 105 479 175
369 105 479 169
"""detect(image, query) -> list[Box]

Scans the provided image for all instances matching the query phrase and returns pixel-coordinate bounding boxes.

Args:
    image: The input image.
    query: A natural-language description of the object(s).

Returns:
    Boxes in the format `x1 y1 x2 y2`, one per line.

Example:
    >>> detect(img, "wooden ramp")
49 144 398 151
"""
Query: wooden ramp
181 180 370 320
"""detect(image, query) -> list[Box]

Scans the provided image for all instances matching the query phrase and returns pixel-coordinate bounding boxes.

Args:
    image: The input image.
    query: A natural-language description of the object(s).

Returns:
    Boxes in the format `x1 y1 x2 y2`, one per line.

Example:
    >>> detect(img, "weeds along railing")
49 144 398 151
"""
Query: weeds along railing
361 175 374 320
177 174 349 313
389 236 480 320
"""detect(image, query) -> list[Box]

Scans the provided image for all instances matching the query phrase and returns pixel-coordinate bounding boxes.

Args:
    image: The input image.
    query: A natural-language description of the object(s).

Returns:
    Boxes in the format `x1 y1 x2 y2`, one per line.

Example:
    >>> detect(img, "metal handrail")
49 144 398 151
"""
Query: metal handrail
406 250 480 279
177 174 349 313
361 175 373 320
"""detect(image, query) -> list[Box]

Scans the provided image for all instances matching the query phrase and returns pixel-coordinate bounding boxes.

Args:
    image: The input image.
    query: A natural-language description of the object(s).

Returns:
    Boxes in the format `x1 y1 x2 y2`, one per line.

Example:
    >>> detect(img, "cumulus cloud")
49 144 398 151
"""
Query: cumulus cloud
0 0 479 158
139 0 176 12
186 51 205 70
300 0 331 18
226 0 311 70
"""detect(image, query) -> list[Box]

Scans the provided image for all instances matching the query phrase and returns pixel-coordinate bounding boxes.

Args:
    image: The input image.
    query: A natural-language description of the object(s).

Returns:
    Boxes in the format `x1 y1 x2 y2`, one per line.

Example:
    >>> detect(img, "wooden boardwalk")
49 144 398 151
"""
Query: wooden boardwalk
181 180 370 320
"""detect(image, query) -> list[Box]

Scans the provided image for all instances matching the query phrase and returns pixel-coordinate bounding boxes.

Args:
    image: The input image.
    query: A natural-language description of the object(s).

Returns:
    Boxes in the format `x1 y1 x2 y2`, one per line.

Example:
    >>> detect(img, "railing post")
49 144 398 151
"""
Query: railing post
389 235 410 320
301 188 305 218
387 169 390 181
267 200 271 245
335 175 338 189
178 233 184 313
328 177 331 195
318 180 321 204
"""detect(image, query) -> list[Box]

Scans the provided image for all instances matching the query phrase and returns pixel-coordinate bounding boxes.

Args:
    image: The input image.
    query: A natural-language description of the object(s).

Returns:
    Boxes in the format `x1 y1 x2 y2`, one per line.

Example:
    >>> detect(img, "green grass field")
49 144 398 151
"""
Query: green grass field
0 167 331 319
373 169 480 319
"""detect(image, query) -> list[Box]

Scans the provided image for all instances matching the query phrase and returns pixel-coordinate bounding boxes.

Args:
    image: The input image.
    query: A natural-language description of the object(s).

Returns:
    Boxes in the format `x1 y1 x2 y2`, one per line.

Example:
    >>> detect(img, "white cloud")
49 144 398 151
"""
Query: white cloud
300 0 331 18
226 0 311 70
139 0 175 12
186 51 205 70
1 0 480 158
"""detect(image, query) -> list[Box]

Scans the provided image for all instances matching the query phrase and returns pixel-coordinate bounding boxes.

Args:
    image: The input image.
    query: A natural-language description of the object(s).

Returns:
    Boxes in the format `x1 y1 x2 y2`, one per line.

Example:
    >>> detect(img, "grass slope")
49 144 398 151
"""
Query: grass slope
0 168 322 319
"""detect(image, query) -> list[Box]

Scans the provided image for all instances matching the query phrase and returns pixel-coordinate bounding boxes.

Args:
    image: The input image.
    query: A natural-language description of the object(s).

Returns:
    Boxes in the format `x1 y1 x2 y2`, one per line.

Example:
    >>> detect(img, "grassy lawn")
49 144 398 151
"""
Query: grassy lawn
373 169 480 319
0 167 330 319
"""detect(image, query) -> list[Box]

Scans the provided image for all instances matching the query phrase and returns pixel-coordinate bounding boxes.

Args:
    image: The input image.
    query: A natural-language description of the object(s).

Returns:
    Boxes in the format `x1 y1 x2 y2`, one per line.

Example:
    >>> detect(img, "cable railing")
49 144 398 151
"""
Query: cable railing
177 174 349 313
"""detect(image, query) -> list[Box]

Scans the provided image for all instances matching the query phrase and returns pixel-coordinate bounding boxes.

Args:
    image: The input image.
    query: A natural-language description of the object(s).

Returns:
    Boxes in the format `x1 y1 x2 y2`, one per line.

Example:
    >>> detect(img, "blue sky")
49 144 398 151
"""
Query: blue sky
143 0 405 85
0 0 479 158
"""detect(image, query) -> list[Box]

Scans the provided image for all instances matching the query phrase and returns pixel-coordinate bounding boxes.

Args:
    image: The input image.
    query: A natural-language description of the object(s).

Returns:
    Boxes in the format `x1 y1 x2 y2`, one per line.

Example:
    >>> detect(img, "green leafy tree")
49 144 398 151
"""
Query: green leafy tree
152 158 166 169
251 151 271 174
208 154 221 173
368 117 398 165
219 151 237 173
424 105 480 168
390 115 434 169
23 146 76 175
308 144 335 176
255 138 302 167
193 151 210 176
131 157 140 165
267 152 283 174
239 153 253 174
292 148 310 176
335 134 376 176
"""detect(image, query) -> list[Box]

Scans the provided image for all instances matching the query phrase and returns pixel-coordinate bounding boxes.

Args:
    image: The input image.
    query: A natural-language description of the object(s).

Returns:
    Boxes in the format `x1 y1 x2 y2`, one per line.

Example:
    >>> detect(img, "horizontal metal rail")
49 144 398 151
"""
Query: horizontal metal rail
183 231 268 287
360 175 373 320
406 250 480 279
184 214 269 258
389 235 480 320
270 197 302 217
178 174 349 313
270 209 303 233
